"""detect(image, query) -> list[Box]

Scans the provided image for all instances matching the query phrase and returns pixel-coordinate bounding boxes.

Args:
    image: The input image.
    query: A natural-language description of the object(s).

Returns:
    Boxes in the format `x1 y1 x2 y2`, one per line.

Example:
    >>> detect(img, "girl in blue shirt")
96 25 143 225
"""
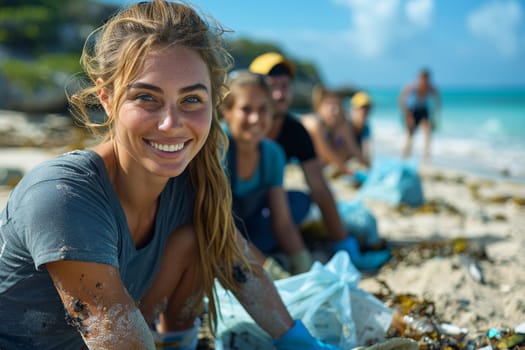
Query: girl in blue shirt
221 71 314 276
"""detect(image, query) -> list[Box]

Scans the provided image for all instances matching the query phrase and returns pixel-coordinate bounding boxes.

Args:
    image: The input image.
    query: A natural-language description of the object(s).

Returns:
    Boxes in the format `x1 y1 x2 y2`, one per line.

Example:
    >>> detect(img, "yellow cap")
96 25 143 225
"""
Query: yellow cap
249 52 295 77
351 91 372 108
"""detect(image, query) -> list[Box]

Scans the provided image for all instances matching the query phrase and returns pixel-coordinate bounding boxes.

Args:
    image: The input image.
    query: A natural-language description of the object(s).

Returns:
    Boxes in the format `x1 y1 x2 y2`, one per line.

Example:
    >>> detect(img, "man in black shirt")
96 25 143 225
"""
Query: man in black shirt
250 52 390 270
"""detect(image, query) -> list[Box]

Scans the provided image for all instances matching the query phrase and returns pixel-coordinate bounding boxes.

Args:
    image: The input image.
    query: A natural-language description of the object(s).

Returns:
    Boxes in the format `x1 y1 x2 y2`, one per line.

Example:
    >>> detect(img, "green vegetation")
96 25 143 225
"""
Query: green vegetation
0 0 323 111
227 38 323 83
0 0 114 111
1 54 80 93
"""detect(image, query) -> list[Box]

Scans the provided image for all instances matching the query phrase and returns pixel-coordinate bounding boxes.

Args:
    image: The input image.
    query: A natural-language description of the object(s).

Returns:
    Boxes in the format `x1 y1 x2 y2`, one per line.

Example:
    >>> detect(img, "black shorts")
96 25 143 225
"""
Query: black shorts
409 106 429 131
412 106 429 124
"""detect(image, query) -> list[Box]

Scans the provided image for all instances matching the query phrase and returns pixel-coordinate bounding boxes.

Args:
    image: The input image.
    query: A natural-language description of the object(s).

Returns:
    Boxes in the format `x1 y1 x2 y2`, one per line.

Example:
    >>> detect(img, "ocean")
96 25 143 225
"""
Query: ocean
363 88 525 183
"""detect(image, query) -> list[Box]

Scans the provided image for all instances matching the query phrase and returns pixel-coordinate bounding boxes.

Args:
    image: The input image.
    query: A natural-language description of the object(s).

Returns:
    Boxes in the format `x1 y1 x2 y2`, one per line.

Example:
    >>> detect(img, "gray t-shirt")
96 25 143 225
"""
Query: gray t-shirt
0 150 195 349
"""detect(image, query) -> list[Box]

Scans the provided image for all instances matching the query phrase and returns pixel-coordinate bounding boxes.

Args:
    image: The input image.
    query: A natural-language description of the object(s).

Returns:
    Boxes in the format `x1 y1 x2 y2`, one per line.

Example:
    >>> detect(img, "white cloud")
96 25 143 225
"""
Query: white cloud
405 0 433 28
352 0 400 57
466 0 523 58
334 0 435 58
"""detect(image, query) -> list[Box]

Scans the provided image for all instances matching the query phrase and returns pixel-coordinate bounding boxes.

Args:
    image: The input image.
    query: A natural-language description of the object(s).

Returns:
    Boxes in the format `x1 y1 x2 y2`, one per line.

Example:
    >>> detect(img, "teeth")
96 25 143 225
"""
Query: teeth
150 141 184 152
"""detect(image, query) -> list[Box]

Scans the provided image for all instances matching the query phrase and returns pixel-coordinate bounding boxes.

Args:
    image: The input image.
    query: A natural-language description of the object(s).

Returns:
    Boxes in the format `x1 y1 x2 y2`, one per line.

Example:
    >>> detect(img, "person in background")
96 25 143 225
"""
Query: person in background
221 71 313 278
249 52 390 271
348 91 373 167
301 85 368 178
398 68 441 161
0 2 337 349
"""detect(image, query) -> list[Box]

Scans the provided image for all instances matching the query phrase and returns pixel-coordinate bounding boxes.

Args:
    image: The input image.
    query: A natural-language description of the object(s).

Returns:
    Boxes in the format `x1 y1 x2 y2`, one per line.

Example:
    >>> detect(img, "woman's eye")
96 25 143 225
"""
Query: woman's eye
183 95 202 104
136 93 156 102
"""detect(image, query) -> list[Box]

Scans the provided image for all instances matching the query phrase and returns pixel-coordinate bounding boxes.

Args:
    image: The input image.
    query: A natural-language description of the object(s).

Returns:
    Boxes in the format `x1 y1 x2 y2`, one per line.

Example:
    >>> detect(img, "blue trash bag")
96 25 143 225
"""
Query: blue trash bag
356 157 424 207
336 200 381 247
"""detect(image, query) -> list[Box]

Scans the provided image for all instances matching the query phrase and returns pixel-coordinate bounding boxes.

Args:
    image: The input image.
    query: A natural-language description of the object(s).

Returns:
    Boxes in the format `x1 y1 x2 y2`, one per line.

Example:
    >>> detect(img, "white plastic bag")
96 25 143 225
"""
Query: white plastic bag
215 251 393 350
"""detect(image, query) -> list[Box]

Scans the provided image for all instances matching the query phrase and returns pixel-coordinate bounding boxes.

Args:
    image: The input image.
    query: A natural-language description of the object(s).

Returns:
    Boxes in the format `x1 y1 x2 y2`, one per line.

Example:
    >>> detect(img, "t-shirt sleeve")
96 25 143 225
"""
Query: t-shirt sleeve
278 115 317 163
262 139 286 187
13 176 120 270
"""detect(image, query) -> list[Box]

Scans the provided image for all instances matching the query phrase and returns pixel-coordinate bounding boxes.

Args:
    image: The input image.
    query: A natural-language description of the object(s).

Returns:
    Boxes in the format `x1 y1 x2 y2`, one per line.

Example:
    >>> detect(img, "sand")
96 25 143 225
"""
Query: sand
1 118 524 347
359 166 525 333
285 162 525 344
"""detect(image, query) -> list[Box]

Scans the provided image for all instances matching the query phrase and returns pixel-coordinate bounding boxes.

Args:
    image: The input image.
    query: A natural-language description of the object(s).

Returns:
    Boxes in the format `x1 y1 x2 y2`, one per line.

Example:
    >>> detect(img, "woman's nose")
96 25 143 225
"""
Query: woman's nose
159 106 182 130
248 111 260 124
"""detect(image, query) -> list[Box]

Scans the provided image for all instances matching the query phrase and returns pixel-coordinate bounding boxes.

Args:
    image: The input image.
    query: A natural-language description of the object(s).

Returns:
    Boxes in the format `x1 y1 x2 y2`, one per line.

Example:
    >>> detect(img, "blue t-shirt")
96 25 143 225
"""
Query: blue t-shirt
223 129 287 252
355 123 371 149
221 124 285 195
0 150 195 349
230 139 285 196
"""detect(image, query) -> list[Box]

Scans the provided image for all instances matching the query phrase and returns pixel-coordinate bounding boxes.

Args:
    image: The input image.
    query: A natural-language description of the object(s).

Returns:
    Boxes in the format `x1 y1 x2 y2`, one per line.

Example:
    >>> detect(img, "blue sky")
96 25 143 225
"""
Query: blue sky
102 0 525 89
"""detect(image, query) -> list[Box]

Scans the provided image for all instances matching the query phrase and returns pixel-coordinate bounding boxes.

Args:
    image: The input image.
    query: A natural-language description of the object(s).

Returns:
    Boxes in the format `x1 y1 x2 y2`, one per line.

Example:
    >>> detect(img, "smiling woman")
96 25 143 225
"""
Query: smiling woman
0 1 338 349
96 46 214 178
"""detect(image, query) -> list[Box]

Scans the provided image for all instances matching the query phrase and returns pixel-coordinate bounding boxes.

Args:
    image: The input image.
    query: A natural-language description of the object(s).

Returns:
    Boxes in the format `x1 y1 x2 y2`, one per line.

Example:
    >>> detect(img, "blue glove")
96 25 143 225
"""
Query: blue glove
333 236 390 271
273 320 340 350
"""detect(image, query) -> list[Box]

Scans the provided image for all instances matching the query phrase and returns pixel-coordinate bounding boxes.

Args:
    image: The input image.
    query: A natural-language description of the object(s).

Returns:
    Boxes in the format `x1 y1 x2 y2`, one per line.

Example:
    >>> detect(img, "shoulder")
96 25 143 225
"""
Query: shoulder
300 112 318 123
261 138 285 159
300 113 322 131
35 149 101 174
282 113 310 135
6 149 113 228
277 113 316 163
4 150 121 269
281 115 313 146
10 150 105 200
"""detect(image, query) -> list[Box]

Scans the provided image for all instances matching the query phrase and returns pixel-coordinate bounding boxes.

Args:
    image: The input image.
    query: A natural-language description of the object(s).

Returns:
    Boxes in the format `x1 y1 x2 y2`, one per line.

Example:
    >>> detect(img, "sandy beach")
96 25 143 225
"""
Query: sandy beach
285 162 525 347
1 112 524 349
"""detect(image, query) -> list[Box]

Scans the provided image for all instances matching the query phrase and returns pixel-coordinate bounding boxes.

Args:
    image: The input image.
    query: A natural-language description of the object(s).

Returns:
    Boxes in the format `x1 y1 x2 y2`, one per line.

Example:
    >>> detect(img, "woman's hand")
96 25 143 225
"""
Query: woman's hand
273 320 341 350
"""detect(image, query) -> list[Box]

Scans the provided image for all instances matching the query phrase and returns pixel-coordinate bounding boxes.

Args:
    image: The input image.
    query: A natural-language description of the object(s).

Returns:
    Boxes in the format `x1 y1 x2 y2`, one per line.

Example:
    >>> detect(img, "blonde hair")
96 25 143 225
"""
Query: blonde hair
310 84 341 112
222 71 273 112
68 0 248 331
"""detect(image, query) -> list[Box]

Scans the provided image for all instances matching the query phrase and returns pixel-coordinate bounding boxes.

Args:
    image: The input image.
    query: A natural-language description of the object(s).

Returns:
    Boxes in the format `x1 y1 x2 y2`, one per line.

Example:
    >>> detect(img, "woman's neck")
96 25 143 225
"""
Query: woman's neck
91 141 164 248
93 142 165 208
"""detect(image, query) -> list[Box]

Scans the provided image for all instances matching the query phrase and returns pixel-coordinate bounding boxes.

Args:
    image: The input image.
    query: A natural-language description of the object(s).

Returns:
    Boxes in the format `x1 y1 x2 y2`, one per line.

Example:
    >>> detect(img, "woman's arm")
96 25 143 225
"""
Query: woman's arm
398 85 411 113
398 86 414 127
301 158 347 242
232 231 295 339
232 232 339 349
267 187 313 274
431 85 442 126
337 121 369 167
47 260 155 349
360 138 372 167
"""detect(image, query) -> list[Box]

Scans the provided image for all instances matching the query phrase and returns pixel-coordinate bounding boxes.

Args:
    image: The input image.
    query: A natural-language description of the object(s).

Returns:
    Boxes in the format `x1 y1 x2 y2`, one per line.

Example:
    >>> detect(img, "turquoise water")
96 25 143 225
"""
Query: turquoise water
365 88 525 182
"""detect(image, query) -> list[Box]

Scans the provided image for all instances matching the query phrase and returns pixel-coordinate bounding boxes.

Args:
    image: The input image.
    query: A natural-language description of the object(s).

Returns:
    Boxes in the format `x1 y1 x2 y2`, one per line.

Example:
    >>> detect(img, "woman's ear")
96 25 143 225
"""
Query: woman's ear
96 78 112 116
